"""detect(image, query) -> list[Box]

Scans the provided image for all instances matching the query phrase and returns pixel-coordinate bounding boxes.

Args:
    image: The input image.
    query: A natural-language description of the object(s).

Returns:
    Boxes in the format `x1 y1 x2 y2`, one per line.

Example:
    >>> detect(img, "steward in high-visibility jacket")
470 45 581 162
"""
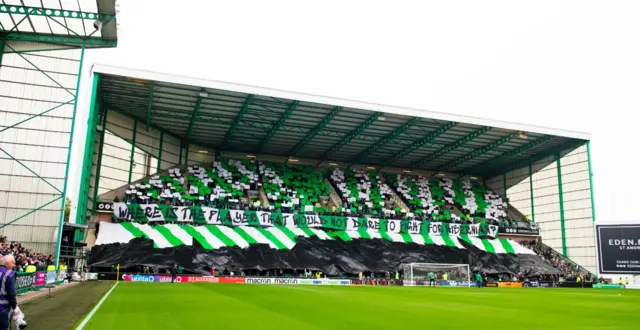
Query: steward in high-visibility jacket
0 262 17 327
59 264 67 271
46 265 55 272
24 265 36 273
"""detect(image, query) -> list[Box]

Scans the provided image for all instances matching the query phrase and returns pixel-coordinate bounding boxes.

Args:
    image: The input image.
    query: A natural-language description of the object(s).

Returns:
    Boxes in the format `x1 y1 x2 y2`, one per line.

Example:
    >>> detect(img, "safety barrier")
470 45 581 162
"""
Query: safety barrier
16 271 66 295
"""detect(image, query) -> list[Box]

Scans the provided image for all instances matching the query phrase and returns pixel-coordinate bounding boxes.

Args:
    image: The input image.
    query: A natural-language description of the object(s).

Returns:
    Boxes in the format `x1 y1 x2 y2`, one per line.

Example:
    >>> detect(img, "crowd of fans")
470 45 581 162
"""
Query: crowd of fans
521 239 594 281
0 235 56 273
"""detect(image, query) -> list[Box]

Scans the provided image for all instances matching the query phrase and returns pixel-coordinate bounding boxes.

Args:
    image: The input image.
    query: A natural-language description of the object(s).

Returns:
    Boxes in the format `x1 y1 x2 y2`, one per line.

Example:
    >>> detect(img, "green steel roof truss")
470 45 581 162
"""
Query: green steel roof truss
463 135 554 173
186 92 204 141
352 117 419 164
437 133 517 171
221 94 254 147
411 126 492 169
256 100 300 152
383 121 458 166
321 111 383 159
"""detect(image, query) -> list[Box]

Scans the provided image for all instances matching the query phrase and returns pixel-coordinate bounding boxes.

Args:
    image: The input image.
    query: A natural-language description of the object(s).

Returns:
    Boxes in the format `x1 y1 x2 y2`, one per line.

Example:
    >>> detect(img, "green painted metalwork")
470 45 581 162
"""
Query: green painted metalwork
157 132 164 173
529 160 535 223
0 5 115 20
322 112 382 159
353 118 418 163
556 153 567 257
0 196 61 230
91 109 108 215
185 143 190 165
0 38 4 66
503 173 507 199
186 95 203 143
0 147 62 193
222 94 254 147
465 135 553 173
2 32 117 47
384 122 457 166
586 141 596 223
411 126 491 169
178 140 183 165
256 100 300 152
128 120 138 184
146 81 154 130
5 44 74 97
57 46 90 268
289 106 341 156
483 140 585 178
0 100 74 134
438 133 516 171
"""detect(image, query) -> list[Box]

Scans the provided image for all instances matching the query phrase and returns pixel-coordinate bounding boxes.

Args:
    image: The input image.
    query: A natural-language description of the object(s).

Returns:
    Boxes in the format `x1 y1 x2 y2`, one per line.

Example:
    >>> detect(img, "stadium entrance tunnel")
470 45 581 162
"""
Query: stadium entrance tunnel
88 236 559 277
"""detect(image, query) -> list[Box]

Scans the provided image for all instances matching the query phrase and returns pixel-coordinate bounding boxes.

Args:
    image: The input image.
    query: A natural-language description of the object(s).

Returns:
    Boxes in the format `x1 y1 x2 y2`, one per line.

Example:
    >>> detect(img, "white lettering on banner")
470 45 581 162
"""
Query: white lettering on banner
202 207 221 225
230 210 249 226
246 278 273 284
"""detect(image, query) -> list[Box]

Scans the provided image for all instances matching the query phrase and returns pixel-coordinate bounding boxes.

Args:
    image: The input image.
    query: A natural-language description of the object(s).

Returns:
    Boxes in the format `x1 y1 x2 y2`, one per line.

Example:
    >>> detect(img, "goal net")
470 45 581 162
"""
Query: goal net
402 263 471 287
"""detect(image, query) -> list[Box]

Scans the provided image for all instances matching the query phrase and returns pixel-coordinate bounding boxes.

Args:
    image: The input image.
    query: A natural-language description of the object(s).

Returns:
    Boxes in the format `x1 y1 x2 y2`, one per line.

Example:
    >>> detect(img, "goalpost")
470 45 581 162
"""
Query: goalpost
402 263 472 287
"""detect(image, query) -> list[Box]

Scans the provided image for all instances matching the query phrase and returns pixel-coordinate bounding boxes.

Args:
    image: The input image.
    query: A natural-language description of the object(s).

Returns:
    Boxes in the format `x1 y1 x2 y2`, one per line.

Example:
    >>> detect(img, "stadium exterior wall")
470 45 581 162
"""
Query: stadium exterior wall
0 48 82 255
486 144 596 274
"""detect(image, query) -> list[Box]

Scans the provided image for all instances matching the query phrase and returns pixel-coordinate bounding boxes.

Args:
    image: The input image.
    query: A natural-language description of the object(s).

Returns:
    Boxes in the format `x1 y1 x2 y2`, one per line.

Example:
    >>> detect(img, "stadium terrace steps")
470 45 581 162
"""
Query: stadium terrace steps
95 222 532 255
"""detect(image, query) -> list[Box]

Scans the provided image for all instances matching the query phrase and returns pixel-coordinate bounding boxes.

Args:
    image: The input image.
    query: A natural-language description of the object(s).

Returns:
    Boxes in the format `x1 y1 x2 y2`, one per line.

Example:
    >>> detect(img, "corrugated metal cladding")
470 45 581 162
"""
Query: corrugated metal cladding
486 145 596 273
97 110 214 196
0 48 81 255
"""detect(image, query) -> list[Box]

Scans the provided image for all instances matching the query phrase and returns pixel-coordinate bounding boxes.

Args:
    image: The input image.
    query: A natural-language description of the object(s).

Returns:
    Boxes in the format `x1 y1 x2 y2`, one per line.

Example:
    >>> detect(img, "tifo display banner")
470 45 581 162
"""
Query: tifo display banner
16 273 35 290
46 271 57 284
35 272 46 286
113 203 498 238
596 224 640 274
497 281 523 288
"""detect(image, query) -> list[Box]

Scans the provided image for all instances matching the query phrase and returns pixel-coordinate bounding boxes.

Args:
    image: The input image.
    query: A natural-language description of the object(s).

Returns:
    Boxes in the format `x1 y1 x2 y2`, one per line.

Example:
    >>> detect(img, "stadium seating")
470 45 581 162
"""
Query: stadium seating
258 162 331 213
327 168 393 217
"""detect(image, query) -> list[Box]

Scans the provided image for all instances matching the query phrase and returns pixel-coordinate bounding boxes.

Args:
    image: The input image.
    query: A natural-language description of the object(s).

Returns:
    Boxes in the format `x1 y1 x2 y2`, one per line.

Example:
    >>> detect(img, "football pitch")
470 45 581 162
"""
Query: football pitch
64 282 640 330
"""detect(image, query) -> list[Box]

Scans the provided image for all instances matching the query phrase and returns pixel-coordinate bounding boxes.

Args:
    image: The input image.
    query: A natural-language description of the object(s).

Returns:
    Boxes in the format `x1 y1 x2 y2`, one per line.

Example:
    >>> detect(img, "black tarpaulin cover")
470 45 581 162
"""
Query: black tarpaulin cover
88 236 559 276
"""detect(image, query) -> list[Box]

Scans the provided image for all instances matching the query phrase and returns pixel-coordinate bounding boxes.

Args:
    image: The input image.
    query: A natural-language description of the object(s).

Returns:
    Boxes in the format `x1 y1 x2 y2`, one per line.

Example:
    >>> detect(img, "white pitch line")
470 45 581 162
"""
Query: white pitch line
76 282 119 330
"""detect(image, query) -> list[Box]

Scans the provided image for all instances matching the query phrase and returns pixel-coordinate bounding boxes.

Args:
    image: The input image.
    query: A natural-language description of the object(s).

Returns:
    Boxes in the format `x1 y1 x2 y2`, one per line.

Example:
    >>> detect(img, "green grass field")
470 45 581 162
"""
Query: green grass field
69 282 640 330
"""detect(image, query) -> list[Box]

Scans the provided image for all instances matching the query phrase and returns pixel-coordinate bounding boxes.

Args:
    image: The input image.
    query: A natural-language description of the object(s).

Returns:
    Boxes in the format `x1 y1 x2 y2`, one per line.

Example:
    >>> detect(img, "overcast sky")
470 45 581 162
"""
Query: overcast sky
69 0 640 223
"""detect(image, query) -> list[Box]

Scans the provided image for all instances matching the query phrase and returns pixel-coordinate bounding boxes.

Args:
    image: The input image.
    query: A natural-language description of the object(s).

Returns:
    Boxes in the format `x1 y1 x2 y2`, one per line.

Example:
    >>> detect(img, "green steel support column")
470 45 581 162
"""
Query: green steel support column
503 173 507 199
0 38 4 67
586 141 596 223
128 120 137 184
157 132 164 173
185 143 189 166
586 141 598 276
529 160 535 223
54 43 87 269
178 140 183 165
556 153 567 257
146 81 154 130
91 109 108 215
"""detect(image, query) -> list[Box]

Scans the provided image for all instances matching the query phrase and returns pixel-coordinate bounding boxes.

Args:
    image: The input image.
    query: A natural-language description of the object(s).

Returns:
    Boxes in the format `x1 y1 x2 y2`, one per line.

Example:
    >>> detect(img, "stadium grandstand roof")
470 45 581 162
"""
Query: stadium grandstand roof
93 64 590 178
0 0 117 51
